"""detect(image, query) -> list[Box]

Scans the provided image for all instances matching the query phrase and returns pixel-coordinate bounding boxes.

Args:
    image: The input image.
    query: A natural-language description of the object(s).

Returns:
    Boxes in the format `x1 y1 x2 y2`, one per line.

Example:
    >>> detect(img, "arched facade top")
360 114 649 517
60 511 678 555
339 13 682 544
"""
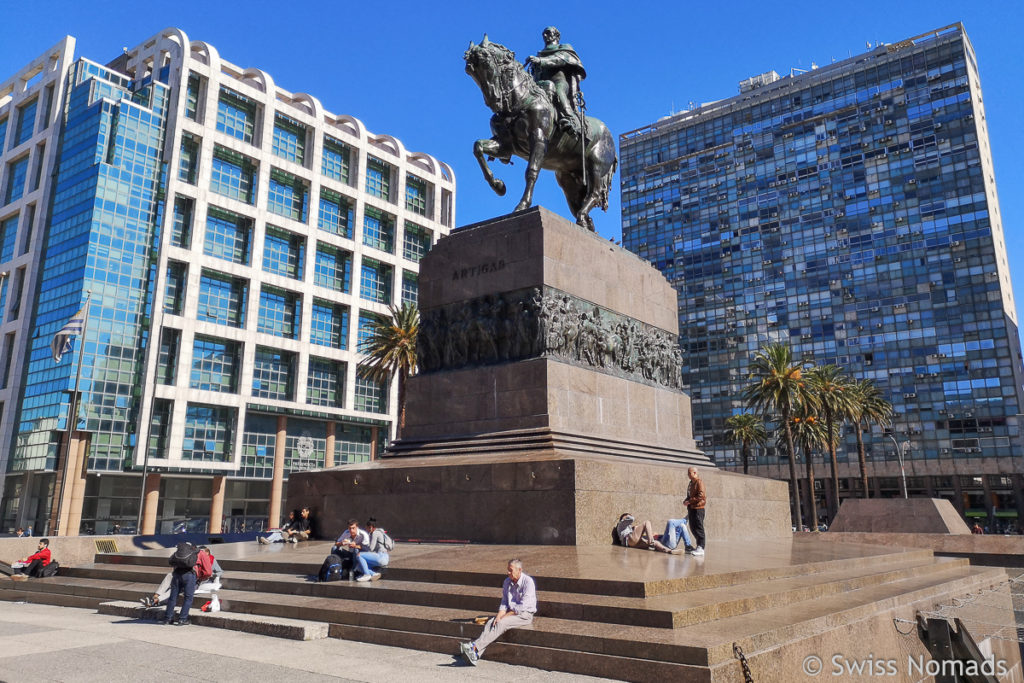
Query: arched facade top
369 134 403 159
407 152 437 176
241 67 273 94
189 40 219 68
331 114 364 141
438 161 454 183
289 92 321 119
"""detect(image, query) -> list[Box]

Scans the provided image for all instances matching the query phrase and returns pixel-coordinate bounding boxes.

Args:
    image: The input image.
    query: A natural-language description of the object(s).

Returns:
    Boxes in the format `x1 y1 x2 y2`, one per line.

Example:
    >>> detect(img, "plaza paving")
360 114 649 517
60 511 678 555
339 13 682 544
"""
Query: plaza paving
0 601 610 683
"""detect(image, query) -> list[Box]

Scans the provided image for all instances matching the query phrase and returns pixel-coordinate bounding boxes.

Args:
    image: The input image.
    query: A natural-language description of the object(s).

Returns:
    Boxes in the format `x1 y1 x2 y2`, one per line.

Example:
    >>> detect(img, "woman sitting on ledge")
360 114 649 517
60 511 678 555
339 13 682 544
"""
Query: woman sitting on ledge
615 514 676 554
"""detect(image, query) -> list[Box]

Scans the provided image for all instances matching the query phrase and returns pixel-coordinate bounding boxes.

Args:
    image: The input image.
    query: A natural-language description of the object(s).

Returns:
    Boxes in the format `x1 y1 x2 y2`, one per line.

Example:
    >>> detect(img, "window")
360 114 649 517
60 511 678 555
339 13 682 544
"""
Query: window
197 270 247 328
148 399 173 459
402 222 432 262
365 156 392 200
314 243 352 292
252 347 294 400
216 88 256 143
357 311 385 351
185 72 202 121
317 188 353 238
183 404 234 462
203 206 251 264
257 286 300 339
405 174 429 215
307 358 345 407
401 270 418 305
354 366 387 413
5 156 28 204
190 336 240 393
210 146 256 203
178 133 199 184
157 328 180 385
272 113 306 164
164 261 187 314
362 206 395 253
262 226 305 279
268 169 308 221
0 215 18 263
13 98 37 147
359 257 392 304
321 136 350 184
171 196 193 248
0 117 7 153
310 300 349 349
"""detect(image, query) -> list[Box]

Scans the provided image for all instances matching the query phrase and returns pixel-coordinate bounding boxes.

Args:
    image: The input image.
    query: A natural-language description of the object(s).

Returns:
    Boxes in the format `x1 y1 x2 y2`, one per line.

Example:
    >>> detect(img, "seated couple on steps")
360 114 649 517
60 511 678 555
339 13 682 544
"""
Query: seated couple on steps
258 507 312 544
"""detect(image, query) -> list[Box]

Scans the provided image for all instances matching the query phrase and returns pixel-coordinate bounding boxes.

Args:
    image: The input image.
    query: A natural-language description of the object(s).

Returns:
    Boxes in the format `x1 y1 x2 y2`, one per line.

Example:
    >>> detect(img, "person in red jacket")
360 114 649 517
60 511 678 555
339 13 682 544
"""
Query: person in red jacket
12 538 51 580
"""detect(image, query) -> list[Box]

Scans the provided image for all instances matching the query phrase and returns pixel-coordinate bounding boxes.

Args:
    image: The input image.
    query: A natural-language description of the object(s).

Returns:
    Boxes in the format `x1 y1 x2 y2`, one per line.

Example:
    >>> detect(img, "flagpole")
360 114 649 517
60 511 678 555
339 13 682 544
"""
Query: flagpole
52 291 91 536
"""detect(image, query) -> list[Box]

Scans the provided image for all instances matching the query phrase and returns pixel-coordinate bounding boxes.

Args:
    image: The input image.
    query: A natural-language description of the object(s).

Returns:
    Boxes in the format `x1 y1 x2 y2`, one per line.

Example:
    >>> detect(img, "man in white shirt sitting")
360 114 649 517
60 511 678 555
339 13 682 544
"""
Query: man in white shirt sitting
460 559 537 665
334 519 379 582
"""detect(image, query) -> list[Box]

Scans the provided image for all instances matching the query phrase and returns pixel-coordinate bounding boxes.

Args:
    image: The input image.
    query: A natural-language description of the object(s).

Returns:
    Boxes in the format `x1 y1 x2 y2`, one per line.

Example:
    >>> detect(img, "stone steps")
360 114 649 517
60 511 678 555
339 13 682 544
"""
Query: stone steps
59 552 966 630
97 601 329 640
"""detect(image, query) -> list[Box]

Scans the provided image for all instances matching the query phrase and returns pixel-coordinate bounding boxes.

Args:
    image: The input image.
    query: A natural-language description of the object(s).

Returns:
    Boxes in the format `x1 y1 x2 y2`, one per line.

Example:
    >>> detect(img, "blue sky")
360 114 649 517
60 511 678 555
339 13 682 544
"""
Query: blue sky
2 1 1022 316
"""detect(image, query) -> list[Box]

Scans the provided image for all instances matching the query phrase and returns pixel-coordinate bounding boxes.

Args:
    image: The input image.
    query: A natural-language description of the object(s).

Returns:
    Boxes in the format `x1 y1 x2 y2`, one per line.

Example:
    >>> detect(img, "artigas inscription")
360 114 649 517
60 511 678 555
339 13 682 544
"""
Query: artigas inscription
452 259 506 281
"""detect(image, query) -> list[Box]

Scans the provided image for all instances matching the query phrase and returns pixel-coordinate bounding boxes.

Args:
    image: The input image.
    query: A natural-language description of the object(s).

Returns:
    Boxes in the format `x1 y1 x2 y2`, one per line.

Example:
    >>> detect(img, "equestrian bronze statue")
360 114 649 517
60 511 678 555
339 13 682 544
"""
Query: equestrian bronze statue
464 30 617 232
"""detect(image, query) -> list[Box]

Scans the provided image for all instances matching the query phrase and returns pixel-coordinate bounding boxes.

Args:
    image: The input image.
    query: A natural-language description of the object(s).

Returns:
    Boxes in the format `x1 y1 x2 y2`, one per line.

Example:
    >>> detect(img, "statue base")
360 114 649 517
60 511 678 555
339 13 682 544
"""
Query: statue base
288 208 791 544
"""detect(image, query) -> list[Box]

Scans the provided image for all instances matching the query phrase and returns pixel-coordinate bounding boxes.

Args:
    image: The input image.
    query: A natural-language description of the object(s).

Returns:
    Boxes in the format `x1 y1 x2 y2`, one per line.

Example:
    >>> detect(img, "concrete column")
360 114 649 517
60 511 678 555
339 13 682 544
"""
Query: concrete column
324 422 335 469
1012 475 1024 526
208 475 226 534
369 426 379 461
981 474 996 531
54 433 81 536
65 434 91 536
268 416 287 529
141 473 161 535
952 475 965 517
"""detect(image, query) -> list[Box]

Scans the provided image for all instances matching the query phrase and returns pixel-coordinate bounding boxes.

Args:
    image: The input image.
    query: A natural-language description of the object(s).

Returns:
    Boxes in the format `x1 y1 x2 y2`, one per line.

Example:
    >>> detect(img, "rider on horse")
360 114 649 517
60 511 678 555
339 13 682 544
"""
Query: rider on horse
525 27 586 138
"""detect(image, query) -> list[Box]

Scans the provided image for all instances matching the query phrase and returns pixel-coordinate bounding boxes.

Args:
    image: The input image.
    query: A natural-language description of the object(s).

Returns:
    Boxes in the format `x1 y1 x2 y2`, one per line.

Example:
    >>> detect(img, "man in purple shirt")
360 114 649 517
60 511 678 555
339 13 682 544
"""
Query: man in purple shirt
460 559 537 665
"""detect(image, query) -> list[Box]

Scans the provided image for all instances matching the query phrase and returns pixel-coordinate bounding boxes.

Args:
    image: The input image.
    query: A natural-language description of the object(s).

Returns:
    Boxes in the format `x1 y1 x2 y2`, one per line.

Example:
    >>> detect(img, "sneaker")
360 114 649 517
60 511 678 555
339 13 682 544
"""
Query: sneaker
289 537 298 544
370 572 381 581
460 641 479 666
691 547 705 556
356 573 374 582
10 574 28 582
176 619 190 626
139 596 151 607
258 536 270 545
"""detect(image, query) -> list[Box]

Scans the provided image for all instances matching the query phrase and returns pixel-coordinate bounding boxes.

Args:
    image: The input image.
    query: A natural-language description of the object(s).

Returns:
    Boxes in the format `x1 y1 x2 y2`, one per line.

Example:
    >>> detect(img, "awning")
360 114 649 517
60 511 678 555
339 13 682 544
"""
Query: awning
995 511 1018 518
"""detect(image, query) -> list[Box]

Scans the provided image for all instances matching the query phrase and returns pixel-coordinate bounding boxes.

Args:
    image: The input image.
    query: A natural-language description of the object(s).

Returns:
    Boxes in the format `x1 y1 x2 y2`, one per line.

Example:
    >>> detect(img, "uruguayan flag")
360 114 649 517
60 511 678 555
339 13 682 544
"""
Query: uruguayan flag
51 304 88 363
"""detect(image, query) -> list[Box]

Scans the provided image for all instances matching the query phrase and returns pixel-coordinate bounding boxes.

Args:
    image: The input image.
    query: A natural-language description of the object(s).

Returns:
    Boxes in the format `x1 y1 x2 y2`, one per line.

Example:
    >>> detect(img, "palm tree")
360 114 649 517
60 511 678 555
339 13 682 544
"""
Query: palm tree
742 343 816 530
790 411 830 531
849 379 894 498
806 365 855 521
725 413 768 475
361 302 419 439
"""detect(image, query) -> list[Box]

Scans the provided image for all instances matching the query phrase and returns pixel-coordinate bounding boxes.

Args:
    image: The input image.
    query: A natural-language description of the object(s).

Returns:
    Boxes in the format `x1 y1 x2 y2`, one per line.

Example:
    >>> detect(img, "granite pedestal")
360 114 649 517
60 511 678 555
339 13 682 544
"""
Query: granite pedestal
289 208 791 544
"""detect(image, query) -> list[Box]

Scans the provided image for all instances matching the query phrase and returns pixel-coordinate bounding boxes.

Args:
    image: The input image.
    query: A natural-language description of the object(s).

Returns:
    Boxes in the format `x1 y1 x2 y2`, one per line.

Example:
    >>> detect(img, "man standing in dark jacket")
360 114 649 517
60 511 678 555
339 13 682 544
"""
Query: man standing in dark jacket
684 468 707 556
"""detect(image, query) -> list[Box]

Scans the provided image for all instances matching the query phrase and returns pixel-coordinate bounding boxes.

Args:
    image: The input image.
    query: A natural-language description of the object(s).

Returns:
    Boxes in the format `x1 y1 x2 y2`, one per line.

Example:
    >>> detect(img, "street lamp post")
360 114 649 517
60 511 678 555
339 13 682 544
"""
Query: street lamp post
887 434 911 499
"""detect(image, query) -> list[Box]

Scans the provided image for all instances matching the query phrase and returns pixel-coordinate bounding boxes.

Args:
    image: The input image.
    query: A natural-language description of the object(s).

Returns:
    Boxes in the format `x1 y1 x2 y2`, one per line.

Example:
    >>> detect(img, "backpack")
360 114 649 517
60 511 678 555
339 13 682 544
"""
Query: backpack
195 551 214 581
41 560 59 578
377 530 395 552
318 553 344 582
169 542 198 571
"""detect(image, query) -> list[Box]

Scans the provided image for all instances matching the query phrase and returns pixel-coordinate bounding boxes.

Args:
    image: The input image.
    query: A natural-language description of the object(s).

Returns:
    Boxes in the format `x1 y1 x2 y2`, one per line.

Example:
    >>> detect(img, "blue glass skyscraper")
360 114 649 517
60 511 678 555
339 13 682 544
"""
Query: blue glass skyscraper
620 24 1024 526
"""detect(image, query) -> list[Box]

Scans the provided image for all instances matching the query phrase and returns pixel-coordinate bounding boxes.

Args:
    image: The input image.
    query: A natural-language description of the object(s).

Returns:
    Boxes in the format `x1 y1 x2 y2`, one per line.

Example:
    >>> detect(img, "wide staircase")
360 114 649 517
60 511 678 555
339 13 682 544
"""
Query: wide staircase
0 538 1011 682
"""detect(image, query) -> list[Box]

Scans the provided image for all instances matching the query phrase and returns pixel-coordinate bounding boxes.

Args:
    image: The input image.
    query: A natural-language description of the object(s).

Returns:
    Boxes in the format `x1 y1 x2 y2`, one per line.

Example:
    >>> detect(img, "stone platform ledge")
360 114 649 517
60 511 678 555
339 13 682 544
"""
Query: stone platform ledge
289 453 791 546
830 497 971 534
387 426 707 465
98 601 329 640
813 531 1024 568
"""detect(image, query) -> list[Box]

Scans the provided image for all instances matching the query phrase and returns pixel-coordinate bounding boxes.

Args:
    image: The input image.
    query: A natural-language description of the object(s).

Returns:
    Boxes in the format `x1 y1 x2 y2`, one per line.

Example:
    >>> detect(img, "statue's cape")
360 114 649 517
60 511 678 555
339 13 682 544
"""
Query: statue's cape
536 43 587 80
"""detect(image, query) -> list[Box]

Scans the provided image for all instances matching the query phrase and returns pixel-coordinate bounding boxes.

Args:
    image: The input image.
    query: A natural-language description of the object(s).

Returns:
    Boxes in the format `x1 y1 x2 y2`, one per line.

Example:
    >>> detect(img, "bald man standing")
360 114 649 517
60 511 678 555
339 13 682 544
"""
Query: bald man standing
684 467 706 556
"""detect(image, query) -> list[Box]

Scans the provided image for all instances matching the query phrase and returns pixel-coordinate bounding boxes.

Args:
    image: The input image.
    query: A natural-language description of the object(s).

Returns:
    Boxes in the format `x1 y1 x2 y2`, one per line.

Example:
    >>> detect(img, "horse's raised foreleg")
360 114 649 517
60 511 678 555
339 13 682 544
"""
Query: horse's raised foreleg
514 126 549 212
474 138 508 197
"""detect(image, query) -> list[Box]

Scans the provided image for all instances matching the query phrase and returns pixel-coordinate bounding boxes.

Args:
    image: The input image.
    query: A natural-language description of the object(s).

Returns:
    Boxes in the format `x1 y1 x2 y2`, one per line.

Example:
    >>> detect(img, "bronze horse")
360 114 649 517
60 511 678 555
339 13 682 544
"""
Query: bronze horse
464 37 617 231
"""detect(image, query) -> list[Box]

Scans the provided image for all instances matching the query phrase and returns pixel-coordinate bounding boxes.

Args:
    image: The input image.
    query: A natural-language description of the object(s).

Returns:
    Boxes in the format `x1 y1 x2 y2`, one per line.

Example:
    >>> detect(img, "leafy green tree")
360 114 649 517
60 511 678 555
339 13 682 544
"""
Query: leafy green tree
790 412 827 531
725 413 768 475
806 365 855 520
742 343 816 529
361 302 419 439
849 379 894 498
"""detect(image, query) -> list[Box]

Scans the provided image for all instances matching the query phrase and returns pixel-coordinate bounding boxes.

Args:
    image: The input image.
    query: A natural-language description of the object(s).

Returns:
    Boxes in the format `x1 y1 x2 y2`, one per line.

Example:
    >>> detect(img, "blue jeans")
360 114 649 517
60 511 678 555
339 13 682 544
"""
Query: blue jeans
662 518 693 550
359 551 388 572
165 570 196 621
